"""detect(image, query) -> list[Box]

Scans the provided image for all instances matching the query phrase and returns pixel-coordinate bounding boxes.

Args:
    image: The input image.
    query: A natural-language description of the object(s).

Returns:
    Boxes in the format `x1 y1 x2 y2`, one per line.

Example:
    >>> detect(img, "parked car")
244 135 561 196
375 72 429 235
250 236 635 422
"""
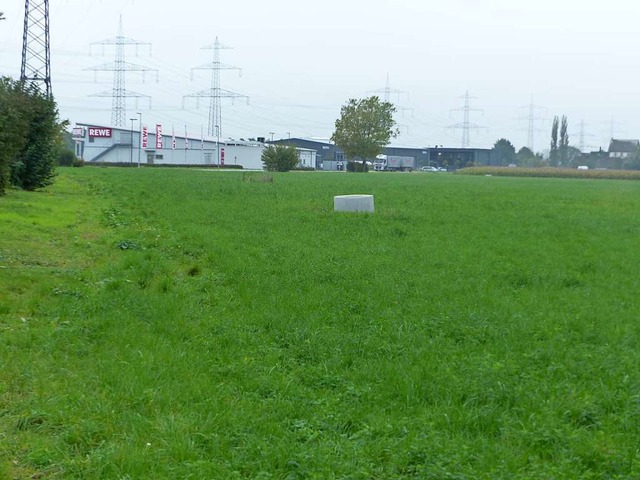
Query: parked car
421 166 438 172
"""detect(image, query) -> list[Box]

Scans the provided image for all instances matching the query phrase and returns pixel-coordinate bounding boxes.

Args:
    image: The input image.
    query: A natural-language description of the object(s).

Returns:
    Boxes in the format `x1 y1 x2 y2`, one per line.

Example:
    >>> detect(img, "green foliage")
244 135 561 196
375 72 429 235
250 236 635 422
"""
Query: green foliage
516 146 546 167
550 116 559 167
3 168 640 478
559 115 569 166
346 160 369 172
492 138 517 166
331 96 398 167
57 149 77 167
620 145 640 170
261 144 299 171
0 77 65 194
0 78 30 195
566 145 583 168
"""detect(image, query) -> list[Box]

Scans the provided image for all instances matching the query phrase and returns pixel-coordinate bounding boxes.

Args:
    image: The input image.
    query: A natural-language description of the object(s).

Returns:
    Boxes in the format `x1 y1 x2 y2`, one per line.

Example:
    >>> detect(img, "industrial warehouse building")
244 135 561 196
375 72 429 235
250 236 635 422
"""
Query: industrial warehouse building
72 124 497 171
72 123 265 169
269 138 498 170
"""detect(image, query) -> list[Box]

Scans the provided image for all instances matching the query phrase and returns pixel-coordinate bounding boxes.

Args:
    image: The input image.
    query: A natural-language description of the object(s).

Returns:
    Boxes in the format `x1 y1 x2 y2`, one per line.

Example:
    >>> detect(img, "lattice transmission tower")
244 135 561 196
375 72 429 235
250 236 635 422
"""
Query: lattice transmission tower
371 73 407 104
87 16 157 127
449 91 483 148
21 0 52 97
369 73 413 122
183 36 249 138
518 97 545 152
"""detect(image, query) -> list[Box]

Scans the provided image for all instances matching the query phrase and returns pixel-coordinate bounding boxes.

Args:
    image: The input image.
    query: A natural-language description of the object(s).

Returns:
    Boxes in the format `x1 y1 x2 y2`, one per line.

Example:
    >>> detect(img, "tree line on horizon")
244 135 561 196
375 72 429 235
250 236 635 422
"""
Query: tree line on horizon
494 115 640 170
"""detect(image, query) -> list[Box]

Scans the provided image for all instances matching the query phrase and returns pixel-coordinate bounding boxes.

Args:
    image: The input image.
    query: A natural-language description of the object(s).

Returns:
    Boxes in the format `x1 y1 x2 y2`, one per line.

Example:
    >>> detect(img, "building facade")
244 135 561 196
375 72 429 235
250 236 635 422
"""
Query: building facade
270 138 497 170
72 124 265 169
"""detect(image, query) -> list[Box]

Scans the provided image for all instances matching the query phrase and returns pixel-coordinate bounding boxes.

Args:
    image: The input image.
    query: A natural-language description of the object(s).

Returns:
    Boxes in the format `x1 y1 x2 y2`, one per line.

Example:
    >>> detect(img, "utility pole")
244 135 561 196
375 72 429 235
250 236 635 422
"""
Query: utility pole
183 36 249 138
21 0 52 97
449 91 483 148
87 16 157 127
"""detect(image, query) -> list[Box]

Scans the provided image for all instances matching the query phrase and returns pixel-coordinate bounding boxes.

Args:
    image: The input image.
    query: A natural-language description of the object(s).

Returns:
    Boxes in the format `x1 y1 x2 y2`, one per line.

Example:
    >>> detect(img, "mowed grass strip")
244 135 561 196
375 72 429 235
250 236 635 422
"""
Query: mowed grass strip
1 168 640 479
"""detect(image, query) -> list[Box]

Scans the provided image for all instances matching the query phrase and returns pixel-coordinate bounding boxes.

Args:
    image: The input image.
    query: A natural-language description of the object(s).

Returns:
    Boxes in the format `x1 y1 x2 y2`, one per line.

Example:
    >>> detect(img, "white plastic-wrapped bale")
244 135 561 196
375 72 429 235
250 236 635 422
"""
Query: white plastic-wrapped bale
333 195 374 213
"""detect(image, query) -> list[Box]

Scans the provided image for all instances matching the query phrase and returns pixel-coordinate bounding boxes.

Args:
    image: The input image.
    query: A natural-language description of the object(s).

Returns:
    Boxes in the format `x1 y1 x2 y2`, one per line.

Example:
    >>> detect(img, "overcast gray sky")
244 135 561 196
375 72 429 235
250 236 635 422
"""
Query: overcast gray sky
1 0 638 150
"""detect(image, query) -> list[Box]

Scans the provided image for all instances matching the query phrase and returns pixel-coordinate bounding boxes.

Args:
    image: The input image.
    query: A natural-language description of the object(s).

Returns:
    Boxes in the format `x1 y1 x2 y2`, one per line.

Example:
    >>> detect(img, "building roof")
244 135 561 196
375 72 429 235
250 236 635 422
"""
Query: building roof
608 139 639 153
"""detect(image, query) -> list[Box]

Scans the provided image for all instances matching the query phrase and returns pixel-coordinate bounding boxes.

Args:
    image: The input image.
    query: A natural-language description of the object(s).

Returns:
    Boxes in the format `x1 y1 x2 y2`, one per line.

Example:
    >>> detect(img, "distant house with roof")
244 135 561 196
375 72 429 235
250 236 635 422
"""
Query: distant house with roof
608 139 639 159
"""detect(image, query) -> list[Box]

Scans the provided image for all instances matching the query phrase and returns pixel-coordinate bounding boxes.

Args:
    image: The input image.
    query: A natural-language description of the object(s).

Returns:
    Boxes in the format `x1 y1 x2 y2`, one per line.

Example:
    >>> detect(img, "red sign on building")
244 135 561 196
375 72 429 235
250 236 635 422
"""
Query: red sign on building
142 126 148 148
220 148 225 166
88 127 112 138
156 124 163 150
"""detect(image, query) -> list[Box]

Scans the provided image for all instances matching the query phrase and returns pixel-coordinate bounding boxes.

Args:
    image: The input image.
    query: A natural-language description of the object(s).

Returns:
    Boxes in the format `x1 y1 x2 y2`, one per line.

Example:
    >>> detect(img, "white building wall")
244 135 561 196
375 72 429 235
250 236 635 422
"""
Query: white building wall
74 124 266 169
298 149 317 168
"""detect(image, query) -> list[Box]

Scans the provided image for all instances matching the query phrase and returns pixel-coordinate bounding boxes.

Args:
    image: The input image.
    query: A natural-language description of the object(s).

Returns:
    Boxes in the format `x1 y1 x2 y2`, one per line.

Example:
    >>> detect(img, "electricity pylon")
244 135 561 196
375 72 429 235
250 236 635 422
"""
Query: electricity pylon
87 16 157 127
183 36 249 138
449 91 483 148
21 0 52 97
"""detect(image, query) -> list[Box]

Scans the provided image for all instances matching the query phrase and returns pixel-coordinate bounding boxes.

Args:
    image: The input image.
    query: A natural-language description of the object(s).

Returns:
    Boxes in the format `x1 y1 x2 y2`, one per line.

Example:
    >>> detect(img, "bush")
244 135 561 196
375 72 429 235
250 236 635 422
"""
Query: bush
56 150 77 167
57 149 77 166
346 161 369 173
13 86 61 191
0 78 64 193
0 78 29 195
262 144 299 172
72 158 85 168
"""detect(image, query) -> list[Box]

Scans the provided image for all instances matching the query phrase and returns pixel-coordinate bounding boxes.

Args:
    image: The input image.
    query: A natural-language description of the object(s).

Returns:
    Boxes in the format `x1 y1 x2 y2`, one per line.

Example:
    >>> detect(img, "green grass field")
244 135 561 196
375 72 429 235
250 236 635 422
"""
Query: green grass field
2 168 640 479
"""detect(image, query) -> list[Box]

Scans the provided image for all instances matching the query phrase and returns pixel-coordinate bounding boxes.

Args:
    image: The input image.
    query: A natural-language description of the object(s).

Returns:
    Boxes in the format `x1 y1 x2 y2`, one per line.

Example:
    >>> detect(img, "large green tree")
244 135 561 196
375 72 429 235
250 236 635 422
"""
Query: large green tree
559 115 569 167
516 146 545 167
492 138 516 166
623 146 640 170
331 96 398 170
549 116 559 167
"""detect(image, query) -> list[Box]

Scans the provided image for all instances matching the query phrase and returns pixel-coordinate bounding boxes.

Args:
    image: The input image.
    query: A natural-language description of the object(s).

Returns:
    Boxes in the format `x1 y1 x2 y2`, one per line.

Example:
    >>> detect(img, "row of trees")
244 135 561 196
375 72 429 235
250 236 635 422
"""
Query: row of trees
0 77 65 195
549 115 570 167
493 114 590 169
493 137 584 169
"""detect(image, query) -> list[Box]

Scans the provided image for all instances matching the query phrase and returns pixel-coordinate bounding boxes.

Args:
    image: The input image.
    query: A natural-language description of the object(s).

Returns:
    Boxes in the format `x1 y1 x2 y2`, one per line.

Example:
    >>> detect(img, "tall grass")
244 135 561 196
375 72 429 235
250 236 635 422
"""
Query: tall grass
2 169 640 478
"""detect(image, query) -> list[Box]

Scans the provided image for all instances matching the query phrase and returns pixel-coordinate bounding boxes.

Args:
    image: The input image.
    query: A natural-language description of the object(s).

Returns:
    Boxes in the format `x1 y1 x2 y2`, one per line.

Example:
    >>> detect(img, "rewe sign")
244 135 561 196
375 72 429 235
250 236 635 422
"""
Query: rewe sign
88 127 112 138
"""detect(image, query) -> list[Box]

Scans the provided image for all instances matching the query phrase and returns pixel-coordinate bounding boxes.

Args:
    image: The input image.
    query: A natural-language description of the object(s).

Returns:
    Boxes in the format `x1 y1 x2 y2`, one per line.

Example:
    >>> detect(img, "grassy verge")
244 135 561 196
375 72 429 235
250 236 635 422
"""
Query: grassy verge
2 169 640 478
